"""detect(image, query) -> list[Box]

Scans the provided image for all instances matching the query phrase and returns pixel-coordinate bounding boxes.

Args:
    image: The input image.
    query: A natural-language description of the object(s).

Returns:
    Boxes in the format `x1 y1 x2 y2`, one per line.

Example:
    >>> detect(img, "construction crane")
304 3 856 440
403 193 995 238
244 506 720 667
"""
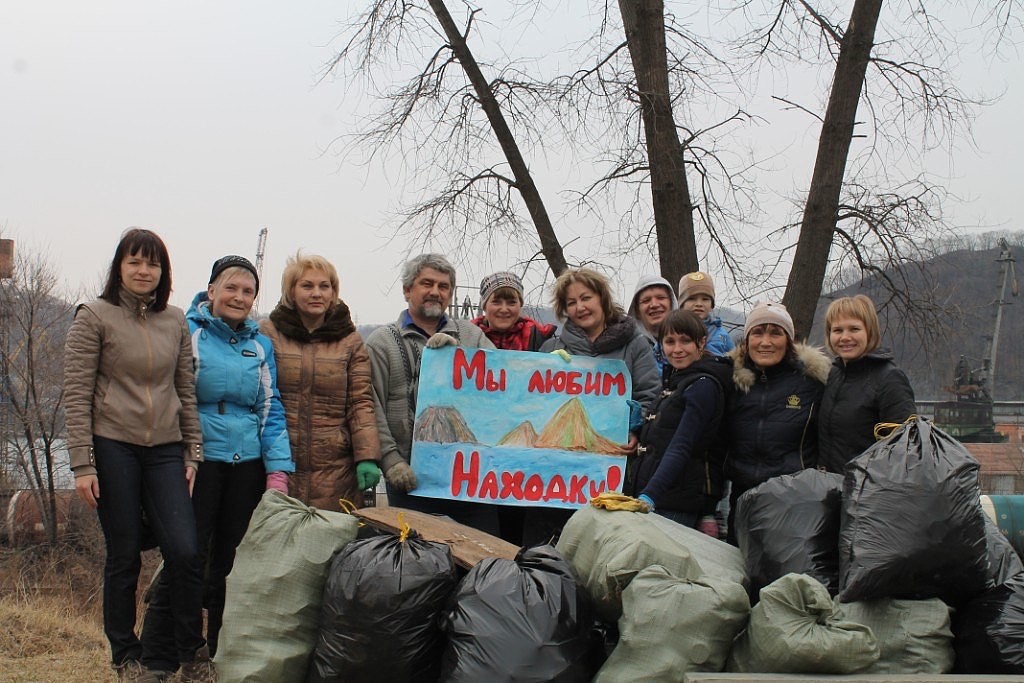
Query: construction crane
253 227 268 316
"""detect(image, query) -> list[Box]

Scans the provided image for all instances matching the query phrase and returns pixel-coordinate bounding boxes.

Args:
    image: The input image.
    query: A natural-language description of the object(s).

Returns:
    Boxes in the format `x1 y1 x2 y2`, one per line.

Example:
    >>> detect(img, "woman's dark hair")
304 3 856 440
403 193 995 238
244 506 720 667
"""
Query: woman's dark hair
100 228 173 311
657 309 707 347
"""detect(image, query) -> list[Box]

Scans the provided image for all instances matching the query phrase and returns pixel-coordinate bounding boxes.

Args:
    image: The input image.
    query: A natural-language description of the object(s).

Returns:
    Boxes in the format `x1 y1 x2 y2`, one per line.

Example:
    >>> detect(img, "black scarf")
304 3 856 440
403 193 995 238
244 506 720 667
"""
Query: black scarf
268 301 356 343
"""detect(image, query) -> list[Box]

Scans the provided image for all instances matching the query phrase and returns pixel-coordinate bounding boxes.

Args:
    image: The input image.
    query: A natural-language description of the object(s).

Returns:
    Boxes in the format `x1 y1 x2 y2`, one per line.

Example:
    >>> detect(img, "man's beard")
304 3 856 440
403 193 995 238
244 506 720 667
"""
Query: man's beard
418 300 445 319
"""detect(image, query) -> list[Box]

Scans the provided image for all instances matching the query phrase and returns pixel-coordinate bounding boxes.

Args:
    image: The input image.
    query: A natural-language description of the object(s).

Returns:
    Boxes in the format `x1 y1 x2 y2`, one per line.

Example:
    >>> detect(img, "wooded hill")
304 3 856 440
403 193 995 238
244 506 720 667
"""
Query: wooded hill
808 235 1024 401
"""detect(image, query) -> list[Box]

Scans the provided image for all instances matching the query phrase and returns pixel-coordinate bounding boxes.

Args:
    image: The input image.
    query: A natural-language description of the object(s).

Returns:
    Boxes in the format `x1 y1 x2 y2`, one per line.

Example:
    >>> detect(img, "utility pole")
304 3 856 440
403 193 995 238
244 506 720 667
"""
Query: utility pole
0 238 14 486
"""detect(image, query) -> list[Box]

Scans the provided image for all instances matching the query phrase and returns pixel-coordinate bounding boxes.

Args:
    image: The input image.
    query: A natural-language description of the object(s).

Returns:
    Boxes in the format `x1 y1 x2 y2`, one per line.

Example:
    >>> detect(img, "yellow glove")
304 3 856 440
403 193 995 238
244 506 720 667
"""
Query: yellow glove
590 491 651 513
550 348 571 363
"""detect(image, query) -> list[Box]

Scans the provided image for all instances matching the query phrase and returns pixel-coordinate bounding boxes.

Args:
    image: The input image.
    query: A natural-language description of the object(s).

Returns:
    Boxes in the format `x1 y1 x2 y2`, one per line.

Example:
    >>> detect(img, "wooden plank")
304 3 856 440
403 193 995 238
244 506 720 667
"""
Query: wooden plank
353 506 519 569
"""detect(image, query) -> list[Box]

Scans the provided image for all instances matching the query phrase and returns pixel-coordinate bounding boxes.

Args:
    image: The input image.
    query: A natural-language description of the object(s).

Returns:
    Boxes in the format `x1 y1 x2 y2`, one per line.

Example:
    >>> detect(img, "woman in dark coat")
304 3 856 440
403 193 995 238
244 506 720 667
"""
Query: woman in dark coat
718 302 831 544
818 294 917 474
627 310 733 536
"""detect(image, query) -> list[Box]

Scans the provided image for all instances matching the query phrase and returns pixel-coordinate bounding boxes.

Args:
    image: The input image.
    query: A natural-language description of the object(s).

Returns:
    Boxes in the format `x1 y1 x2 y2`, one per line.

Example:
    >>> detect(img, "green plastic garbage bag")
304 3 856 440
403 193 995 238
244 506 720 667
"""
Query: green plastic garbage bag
214 491 359 683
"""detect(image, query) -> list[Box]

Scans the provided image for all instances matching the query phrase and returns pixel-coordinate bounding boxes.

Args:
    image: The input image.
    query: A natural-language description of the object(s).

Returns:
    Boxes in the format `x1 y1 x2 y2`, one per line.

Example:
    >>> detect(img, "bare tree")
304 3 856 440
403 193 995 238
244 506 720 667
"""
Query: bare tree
734 0 1014 336
0 239 74 543
616 0 698 284
330 1 1017 319
327 0 568 276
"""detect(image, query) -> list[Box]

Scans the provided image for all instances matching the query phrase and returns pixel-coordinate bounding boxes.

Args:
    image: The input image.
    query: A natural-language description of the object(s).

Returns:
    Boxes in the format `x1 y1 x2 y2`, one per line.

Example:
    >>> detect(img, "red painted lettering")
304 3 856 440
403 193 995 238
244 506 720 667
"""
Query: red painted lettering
568 475 589 504
500 471 525 500
524 474 544 501
544 475 568 502
565 371 582 395
527 370 545 393
584 373 602 394
604 372 627 396
485 369 506 392
588 479 607 499
452 348 506 393
479 471 499 500
606 465 622 493
552 372 565 392
452 348 485 391
451 450 480 497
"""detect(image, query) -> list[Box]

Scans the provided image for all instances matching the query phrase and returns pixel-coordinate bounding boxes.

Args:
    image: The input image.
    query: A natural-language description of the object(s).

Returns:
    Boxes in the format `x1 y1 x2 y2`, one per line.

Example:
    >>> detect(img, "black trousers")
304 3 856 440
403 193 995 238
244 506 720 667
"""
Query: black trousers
142 459 264 669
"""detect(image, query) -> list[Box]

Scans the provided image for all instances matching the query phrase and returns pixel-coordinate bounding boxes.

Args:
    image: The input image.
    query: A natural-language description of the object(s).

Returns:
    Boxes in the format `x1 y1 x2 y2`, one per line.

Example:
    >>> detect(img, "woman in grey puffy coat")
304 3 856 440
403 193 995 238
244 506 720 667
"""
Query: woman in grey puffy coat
530 268 660 544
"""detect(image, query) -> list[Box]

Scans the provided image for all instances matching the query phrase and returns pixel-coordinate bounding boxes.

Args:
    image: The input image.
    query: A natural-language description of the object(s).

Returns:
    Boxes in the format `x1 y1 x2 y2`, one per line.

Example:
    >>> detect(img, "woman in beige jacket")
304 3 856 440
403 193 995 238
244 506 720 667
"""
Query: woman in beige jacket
63 228 208 681
260 252 381 510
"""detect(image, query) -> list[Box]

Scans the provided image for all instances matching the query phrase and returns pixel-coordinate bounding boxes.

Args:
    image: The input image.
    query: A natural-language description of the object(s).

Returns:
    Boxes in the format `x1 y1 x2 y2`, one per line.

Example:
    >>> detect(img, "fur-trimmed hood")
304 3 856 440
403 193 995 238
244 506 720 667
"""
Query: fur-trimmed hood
729 341 831 393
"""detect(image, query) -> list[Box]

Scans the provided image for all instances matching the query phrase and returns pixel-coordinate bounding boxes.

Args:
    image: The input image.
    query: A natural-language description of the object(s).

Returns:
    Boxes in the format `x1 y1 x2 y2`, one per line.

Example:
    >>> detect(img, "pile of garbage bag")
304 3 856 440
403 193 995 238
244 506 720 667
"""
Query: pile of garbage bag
211 417 1024 679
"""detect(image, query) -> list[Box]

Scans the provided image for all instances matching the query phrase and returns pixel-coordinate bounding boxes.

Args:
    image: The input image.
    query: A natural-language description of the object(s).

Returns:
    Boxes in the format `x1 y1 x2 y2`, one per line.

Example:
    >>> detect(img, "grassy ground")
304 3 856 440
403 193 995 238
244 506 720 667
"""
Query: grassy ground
0 528 160 683
0 592 111 682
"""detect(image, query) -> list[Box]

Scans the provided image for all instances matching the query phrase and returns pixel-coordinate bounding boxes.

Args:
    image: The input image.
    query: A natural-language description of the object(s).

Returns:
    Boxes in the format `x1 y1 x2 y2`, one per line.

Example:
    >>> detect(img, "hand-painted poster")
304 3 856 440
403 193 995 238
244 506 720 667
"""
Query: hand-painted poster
410 346 630 509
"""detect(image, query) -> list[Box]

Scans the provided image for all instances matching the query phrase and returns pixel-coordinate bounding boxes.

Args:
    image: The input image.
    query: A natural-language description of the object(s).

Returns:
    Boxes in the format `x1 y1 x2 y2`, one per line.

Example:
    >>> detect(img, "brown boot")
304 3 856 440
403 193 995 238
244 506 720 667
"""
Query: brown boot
113 660 144 682
137 667 173 683
173 646 217 683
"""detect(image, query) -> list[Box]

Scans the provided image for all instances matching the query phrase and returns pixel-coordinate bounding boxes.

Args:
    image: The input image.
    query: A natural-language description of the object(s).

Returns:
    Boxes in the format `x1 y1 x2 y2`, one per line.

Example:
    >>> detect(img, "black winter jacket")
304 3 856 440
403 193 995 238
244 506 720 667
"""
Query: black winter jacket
818 349 916 474
626 356 734 513
718 342 831 498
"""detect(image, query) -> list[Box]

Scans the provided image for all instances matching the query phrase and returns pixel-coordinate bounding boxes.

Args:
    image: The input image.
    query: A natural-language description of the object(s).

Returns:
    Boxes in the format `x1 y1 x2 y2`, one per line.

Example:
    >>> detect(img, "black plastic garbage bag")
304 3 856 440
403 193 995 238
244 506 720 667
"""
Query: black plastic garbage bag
735 469 843 598
839 417 989 605
308 532 458 683
440 545 594 683
984 514 1024 588
953 575 1024 674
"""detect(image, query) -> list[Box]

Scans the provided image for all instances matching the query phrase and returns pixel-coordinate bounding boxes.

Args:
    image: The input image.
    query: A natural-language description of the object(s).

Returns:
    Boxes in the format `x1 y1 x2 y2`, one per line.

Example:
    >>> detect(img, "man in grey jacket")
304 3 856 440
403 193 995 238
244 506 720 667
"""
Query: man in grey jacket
365 253 497 532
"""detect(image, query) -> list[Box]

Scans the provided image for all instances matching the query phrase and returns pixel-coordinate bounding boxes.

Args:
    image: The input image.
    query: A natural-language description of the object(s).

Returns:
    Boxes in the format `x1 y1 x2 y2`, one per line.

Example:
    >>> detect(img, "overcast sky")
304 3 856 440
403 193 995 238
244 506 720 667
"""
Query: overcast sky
3 2 1021 323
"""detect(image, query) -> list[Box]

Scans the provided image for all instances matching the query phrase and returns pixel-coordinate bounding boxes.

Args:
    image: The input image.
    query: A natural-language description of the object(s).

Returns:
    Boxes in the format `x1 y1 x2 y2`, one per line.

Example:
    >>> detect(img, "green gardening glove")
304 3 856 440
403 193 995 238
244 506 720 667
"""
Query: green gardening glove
356 461 381 490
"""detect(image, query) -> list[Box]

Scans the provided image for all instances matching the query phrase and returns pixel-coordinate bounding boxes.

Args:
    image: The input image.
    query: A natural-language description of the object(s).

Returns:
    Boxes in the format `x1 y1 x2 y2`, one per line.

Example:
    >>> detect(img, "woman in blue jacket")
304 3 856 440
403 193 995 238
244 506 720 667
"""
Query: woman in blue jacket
141 255 294 679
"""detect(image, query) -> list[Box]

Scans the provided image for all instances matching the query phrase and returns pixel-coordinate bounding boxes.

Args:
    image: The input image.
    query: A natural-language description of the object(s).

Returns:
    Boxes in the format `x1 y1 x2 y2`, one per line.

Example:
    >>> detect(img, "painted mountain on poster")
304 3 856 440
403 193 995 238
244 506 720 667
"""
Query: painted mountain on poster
497 421 539 447
535 397 622 455
413 406 479 444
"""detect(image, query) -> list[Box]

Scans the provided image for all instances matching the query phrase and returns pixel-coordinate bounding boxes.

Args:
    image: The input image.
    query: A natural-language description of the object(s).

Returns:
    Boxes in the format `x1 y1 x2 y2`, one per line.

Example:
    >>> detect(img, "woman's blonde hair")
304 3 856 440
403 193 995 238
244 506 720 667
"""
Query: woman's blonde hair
551 267 623 323
823 294 881 355
278 251 341 309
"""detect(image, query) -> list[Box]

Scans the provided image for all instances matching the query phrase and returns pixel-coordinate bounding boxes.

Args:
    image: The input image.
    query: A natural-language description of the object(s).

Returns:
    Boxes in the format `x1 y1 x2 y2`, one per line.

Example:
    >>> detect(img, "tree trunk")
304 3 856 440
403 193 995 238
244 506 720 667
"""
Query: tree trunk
427 0 569 276
783 0 883 338
618 0 699 287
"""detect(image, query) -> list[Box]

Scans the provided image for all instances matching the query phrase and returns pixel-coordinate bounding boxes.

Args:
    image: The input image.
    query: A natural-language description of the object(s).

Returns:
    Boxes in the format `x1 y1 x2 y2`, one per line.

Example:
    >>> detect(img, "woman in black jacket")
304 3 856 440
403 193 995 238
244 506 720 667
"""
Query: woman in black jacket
818 294 917 474
718 302 831 544
627 310 733 536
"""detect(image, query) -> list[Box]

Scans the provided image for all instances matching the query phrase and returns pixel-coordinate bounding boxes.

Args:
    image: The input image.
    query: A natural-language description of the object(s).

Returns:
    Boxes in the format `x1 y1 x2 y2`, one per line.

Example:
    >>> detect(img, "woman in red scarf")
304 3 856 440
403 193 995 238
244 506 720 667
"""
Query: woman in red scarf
471 271 555 352
471 271 554 545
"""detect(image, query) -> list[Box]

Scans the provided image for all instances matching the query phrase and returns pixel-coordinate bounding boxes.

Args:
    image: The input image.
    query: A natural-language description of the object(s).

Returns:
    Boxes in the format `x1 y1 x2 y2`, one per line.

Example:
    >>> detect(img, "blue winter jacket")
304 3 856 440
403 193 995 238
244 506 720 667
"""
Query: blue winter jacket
186 293 294 473
704 315 735 357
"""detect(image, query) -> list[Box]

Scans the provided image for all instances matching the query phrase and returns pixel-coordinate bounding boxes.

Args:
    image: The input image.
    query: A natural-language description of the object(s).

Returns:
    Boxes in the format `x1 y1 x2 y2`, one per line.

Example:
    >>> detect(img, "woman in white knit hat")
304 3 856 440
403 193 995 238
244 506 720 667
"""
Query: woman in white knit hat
716 301 831 544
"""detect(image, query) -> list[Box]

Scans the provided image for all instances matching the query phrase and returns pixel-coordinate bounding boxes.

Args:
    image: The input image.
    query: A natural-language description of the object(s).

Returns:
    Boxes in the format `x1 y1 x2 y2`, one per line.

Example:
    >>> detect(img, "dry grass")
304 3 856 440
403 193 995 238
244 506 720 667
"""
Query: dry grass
0 539 161 683
0 594 112 682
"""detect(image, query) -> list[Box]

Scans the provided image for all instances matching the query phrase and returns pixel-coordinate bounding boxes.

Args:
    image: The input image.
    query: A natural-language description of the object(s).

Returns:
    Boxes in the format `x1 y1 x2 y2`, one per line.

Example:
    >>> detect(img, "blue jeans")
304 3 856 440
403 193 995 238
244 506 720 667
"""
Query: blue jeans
93 436 204 666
